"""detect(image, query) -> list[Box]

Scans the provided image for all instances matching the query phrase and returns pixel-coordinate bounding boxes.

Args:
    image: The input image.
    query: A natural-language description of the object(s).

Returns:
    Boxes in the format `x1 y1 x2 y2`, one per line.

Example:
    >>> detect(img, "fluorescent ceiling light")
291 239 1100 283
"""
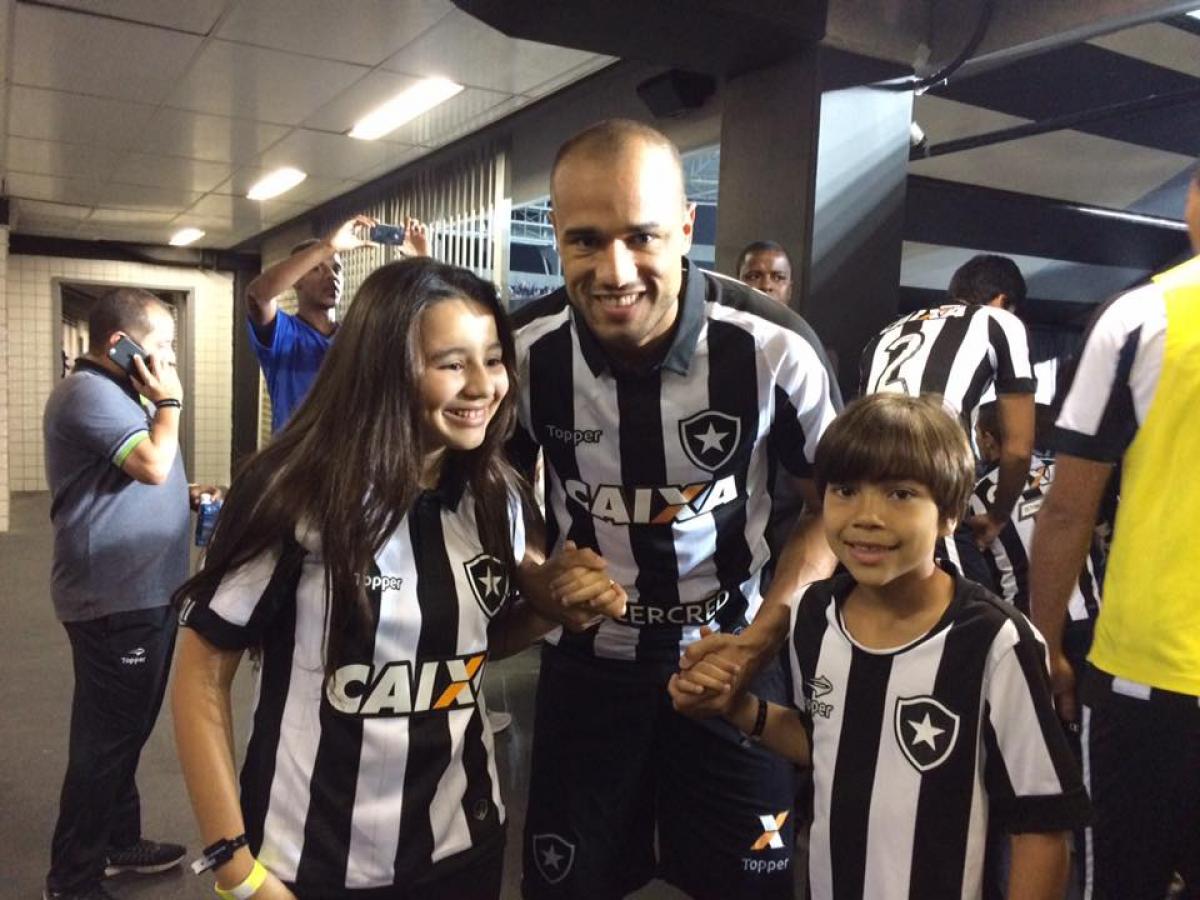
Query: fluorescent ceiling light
1190 9 1200 19
348 78 464 140
247 167 307 201
169 227 205 246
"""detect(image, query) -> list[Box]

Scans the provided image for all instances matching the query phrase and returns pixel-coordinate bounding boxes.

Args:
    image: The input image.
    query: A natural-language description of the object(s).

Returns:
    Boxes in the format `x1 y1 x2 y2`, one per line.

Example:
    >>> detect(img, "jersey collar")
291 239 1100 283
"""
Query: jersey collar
573 257 707 378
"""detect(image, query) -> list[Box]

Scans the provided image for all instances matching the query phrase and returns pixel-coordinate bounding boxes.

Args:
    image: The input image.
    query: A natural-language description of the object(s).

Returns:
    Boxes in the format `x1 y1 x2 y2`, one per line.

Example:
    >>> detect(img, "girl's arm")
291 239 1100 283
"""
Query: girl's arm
172 629 295 898
487 597 556 660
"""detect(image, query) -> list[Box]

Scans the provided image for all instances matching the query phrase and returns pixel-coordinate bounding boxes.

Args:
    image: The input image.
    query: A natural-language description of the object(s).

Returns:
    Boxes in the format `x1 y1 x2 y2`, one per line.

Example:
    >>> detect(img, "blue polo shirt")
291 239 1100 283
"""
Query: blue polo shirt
248 310 333 432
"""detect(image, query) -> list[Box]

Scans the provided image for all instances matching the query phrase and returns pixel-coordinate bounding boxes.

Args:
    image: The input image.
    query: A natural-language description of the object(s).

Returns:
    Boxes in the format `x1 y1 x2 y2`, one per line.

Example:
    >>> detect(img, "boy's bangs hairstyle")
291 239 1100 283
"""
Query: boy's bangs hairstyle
815 393 975 520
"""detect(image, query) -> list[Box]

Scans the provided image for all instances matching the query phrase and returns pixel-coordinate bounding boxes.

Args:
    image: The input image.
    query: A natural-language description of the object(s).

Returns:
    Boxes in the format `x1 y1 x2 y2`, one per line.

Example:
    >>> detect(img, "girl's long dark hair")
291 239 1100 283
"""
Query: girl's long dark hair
175 258 524 674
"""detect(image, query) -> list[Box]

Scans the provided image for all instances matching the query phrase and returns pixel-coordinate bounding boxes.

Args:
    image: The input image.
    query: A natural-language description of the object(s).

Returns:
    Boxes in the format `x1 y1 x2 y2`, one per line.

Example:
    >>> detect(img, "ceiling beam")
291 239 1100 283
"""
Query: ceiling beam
904 175 1189 270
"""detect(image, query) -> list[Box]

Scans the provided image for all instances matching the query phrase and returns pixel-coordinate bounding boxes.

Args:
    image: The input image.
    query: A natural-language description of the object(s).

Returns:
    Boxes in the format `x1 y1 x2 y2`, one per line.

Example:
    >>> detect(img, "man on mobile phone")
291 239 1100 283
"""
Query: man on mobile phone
245 213 429 432
42 288 192 900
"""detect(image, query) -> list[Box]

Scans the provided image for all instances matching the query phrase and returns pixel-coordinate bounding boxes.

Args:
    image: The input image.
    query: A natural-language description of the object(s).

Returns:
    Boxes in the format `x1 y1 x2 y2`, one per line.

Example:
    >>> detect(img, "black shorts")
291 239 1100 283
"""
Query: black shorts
1081 666 1200 900
521 645 796 900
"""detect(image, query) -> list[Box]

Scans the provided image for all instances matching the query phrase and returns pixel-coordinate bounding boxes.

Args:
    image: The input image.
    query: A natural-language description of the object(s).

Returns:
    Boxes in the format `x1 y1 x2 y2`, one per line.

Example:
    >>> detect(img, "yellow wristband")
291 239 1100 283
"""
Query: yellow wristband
214 859 269 899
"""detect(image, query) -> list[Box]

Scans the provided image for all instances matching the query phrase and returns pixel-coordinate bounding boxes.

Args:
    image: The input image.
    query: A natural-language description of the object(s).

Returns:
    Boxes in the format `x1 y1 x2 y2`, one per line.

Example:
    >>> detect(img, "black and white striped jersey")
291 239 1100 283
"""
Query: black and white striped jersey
859 303 1035 431
789 570 1089 900
1053 282 1166 462
180 483 523 893
968 457 1102 621
510 260 839 663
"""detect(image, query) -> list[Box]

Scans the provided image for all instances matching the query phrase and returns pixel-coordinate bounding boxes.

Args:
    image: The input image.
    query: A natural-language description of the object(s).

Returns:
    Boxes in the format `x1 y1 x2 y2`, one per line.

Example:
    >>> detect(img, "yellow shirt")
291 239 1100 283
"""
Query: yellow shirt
1089 256 1200 695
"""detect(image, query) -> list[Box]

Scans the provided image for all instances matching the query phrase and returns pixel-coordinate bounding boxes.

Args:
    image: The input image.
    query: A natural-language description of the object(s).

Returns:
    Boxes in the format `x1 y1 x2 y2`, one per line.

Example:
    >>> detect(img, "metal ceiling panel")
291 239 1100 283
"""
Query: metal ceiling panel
4 172 104 206
164 39 368 125
110 154 236 194
85 207 178 226
302 70 426 135
15 199 94 226
135 108 290 165
523 54 614 99
90 182 206 212
371 86 515 146
914 96 1030 146
1089 21 1200 77
180 192 306 228
253 129 421 181
382 8 599 94
5 137 123 181
210 169 346 206
932 42 1200 155
216 0 452 66
911 128 1195 209
44 0 229 36
13 3 203 105
8 86 155 150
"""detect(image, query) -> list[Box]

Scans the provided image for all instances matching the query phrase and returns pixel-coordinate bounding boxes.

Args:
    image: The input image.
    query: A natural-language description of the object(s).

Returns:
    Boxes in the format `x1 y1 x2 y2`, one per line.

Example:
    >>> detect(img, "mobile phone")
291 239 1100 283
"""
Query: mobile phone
108 334 147 376
368 223 407 245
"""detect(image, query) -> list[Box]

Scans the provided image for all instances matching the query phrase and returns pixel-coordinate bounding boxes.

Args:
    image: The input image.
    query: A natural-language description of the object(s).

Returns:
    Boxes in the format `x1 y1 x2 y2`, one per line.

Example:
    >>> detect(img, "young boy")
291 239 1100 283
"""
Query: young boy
671 393 1089 900
971 402 1103 622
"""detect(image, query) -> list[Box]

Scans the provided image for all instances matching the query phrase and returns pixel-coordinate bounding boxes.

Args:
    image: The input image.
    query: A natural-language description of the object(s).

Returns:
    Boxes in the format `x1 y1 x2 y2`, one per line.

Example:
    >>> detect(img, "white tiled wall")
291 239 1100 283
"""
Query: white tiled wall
0 229 9 532
4 254 235 513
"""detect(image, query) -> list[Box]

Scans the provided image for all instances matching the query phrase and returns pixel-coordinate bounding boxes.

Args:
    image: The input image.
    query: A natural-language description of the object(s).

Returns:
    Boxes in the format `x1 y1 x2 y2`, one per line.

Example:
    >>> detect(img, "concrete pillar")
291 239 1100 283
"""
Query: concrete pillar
715 49 823 306
807 86 913 396
717 53 912 397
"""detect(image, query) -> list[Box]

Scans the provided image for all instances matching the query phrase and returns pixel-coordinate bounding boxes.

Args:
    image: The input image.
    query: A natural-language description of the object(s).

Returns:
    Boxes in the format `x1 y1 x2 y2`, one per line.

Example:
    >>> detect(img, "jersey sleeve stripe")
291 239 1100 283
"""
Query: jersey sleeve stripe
989 310 1036 393
1052 324 1142 462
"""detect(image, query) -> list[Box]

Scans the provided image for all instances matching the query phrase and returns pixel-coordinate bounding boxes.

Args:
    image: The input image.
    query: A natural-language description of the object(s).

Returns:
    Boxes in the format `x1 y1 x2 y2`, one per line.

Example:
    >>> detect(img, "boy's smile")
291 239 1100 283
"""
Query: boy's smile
824 480 952 589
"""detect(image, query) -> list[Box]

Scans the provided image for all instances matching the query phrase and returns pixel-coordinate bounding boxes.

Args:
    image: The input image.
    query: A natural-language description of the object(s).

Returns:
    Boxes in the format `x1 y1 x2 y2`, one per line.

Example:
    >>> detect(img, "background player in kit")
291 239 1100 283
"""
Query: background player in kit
1029 161 1200 899
173 259 625 900
509 119 840 899
673 393 1089 900
859 254 1036 550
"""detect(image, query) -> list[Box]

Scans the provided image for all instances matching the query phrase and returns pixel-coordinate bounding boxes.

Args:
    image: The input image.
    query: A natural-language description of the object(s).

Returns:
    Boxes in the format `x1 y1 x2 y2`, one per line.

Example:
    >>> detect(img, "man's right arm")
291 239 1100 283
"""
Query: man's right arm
121 353 184 485
245 239 334 329
1028 455 1112 720
244 215 376 328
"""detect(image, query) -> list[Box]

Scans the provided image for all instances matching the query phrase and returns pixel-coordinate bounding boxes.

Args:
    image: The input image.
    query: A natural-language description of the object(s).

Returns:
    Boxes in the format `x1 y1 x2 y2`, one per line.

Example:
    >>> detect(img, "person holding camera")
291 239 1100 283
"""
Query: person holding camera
42 288 192 900
245 214 429 432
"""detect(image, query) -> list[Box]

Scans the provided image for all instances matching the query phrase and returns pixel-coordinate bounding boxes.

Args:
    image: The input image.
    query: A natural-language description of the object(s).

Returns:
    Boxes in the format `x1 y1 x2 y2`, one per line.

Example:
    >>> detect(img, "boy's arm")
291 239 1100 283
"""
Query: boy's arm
725 693 811 767
1007 831 1070 900
675 478 835 718
669 681 811 767
966 391 1034 547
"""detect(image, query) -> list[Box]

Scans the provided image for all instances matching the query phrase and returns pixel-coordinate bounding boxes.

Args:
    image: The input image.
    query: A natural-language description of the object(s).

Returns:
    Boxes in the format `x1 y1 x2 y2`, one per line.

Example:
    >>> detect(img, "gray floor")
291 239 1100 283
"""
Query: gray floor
0 492 690 899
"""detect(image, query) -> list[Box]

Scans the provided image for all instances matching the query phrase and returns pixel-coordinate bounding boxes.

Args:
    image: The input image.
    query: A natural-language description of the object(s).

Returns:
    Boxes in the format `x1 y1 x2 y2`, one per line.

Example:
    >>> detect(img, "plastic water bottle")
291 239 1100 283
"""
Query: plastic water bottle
195 493 221 547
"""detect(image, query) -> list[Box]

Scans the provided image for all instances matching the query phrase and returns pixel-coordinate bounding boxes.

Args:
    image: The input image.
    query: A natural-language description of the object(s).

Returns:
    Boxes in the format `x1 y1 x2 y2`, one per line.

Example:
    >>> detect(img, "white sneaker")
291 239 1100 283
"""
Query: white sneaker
487 710 513 733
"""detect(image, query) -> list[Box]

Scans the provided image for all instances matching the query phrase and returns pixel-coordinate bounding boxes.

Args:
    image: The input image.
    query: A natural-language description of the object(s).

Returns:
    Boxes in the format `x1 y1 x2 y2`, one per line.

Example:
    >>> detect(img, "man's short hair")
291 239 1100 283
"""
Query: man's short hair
947 254 1027 308
736 240 791 274
550 118 685 204
815 393 975 521
87 288 167 348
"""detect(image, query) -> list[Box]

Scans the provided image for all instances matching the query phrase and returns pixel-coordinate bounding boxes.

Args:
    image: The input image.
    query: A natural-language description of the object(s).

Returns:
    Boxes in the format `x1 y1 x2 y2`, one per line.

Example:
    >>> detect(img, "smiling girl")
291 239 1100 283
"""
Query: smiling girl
171 259 622 900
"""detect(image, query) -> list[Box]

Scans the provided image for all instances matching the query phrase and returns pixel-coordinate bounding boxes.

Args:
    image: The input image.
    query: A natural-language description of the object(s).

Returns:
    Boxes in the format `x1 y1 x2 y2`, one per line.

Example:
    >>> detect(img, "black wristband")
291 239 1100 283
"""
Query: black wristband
154 398 182 410
191 834 248 874
749 696 769 740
